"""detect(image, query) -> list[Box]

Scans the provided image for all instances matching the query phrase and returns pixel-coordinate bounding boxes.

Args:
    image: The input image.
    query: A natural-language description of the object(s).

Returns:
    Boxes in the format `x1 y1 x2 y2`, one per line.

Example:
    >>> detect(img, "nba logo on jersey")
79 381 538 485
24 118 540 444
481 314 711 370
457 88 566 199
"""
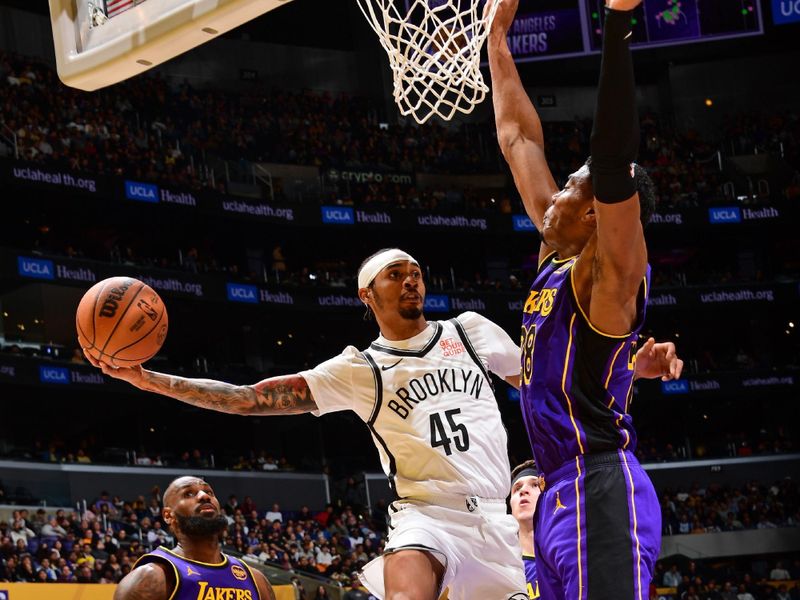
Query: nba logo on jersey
465 496 478 512
0 590 9 600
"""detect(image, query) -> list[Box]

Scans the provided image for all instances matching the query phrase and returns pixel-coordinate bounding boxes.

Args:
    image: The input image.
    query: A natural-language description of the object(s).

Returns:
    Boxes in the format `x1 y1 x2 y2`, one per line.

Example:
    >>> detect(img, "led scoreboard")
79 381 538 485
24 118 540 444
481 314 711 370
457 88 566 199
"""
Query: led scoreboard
503 0 763 63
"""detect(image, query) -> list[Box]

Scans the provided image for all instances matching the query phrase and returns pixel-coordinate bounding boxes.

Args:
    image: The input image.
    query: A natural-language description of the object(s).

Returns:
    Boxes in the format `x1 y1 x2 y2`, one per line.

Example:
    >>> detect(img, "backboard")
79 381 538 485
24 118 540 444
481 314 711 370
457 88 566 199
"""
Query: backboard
49 0 294 91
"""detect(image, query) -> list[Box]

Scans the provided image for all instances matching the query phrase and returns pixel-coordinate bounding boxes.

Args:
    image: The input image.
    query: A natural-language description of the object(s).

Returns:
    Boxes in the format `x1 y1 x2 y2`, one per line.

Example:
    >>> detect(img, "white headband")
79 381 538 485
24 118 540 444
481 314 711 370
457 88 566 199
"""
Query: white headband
358 249 418 290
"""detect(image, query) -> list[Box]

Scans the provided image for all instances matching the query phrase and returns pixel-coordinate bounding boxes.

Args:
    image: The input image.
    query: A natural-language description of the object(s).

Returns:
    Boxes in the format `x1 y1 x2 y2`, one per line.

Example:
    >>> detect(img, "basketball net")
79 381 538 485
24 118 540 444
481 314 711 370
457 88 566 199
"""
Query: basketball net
357 0 500 124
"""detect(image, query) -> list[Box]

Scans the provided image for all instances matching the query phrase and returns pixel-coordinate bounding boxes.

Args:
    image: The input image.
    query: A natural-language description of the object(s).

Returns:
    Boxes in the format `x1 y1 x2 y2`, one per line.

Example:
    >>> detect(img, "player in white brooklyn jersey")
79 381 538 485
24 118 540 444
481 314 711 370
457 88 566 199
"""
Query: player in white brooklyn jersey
305 249 527 600
86 247 681 600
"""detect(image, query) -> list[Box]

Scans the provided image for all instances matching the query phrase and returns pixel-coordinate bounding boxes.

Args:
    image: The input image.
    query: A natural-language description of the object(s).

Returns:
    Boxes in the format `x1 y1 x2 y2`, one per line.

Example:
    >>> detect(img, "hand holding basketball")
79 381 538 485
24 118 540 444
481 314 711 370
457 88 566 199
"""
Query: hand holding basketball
76 276 168 368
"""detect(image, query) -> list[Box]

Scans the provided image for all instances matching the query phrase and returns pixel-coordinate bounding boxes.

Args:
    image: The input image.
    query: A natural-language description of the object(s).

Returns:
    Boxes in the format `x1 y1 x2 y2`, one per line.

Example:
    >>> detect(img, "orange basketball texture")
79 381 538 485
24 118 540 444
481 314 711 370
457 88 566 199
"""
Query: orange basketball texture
76 277 168 367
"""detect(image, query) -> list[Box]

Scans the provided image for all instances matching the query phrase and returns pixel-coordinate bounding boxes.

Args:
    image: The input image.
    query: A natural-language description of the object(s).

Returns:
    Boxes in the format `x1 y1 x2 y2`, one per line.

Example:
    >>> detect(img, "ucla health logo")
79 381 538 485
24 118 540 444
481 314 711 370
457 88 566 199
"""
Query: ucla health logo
773 0 800 24
424 295 450 313
708 206 741 224
125 180 159 203
226 283 258 304
321 206 354 225
18 256 54 280
661 379 689 395
39 365 70 384
512 215 536 232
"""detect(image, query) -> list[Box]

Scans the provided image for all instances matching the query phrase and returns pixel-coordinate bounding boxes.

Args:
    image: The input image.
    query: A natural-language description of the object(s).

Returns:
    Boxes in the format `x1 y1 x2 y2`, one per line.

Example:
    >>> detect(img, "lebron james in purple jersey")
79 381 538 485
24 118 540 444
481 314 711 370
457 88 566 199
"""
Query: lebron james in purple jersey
115 477 274 600
489 0 670 597
135 547 261 600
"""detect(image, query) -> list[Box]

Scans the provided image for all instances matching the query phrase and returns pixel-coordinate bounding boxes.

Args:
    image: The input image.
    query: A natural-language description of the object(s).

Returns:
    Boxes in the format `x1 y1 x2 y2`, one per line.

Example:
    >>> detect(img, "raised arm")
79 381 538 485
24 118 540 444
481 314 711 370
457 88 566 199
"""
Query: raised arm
486 0 558 234
587 0 648 335
84 352 317 416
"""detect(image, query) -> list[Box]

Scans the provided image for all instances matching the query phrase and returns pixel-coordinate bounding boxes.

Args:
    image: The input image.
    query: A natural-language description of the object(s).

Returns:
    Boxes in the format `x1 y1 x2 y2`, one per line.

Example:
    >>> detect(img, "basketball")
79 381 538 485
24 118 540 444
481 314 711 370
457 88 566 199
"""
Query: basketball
76 277 168 367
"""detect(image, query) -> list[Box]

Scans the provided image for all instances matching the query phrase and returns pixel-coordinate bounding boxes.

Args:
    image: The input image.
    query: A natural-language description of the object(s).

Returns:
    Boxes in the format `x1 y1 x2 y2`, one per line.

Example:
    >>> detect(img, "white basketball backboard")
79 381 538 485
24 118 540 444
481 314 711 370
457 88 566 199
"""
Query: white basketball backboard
49 0 294 91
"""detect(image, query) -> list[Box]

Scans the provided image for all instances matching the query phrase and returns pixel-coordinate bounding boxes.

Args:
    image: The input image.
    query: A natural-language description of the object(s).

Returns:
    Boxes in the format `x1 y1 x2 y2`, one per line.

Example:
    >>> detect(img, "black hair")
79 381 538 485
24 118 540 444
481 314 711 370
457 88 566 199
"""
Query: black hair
584 158 656 227
359 248 396 322
632 163 656 227
511 459 538 481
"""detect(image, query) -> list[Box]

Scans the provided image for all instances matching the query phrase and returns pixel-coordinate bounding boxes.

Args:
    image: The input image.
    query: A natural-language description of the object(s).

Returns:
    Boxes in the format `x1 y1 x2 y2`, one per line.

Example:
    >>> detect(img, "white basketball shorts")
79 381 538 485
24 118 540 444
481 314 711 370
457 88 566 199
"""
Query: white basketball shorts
359 496 527 600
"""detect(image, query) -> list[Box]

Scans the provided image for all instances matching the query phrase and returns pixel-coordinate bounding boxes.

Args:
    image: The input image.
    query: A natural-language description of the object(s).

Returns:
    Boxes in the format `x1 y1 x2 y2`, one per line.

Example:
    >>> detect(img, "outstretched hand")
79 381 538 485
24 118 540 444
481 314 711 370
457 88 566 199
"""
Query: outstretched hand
485 0 517 37
634 337 684 382
83 348 147 388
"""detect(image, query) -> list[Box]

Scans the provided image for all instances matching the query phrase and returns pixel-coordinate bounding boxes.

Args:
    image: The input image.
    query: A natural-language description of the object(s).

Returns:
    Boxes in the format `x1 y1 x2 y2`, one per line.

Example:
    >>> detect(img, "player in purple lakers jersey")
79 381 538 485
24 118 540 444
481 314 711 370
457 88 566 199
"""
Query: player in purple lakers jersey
114 476 274 600
489 0 683 597
510 461 542 599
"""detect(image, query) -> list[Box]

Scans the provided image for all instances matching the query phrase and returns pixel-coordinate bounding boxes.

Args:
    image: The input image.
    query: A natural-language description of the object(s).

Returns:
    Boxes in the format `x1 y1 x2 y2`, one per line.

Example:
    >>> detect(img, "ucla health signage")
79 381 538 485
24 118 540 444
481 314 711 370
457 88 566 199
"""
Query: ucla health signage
226 283 259 304
773 0 800 24
424 295 450 313
17 255 97 283
39 365 70 384
125 180 159 203
38 365 104 385
661 380 689 395
708 206 741 224
321 206 355 225
18 256 55 280
708 206 781 224
125 180 198 207
512 215 536 232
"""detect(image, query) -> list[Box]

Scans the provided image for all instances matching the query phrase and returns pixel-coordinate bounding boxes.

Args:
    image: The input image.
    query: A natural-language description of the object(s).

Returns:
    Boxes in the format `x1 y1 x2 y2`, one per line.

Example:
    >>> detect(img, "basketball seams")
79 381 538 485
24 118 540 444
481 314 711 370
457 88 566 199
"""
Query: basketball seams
88 278 115 347
77 277 167 367
109 349 163 365
108 304 166 361
98 280 146 358
76 319 96 351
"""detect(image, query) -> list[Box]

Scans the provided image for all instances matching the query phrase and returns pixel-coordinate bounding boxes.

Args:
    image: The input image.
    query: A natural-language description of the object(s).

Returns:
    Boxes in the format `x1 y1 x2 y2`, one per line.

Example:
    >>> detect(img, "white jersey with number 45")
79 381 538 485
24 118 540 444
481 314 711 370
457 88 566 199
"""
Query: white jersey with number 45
300 312 520 502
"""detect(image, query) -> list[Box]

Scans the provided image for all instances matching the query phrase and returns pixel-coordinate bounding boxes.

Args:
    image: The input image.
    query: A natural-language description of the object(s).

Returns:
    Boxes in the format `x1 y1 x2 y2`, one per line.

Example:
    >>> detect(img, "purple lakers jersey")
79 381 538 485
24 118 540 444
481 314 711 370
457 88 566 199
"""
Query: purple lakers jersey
519 253 650 476
523 554 539 599
134 547 261 600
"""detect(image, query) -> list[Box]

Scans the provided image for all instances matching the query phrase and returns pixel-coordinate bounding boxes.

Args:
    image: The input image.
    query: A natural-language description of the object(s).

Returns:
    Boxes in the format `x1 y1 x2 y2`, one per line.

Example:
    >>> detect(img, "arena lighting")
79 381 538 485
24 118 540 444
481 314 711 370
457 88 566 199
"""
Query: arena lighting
705 98 714 107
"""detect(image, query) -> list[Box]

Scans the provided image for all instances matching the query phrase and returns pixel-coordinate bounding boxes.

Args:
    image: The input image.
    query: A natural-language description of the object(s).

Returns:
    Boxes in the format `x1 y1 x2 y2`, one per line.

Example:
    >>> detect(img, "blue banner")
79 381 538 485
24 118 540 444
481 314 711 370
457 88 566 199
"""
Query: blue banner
661 380 689 395
18 256 55 280
321 206 355 225
512 214 536 232
424 294 450 313
708 206 742 224
39 365 70 385
772 0 800 24
226 283 259 304
124 180 159 203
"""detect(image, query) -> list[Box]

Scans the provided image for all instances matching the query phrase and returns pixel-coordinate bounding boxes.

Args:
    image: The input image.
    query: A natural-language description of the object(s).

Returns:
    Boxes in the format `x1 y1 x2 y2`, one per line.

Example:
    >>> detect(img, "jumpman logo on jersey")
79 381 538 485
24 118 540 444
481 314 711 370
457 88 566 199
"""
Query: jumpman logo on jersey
553 491 567 514
186 565 200 577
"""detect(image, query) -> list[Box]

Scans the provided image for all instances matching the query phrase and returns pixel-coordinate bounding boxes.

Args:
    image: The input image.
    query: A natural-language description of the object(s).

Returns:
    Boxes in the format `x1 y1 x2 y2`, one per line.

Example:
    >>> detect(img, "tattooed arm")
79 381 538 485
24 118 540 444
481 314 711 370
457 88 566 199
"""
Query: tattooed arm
84 351 317 415
114 563 173 600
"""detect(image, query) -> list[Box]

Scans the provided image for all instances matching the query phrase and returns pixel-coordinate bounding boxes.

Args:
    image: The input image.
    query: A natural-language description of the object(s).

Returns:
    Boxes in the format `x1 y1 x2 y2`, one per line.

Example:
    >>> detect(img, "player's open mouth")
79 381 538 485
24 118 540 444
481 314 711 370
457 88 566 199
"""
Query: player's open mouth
198 504 216 513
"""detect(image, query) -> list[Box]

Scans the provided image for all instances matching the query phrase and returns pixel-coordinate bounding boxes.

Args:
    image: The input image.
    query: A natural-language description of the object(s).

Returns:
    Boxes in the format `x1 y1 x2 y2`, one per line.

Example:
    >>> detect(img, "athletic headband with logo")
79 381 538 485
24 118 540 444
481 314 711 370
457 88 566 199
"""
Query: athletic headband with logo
512 467 539 486
357 249 419 290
